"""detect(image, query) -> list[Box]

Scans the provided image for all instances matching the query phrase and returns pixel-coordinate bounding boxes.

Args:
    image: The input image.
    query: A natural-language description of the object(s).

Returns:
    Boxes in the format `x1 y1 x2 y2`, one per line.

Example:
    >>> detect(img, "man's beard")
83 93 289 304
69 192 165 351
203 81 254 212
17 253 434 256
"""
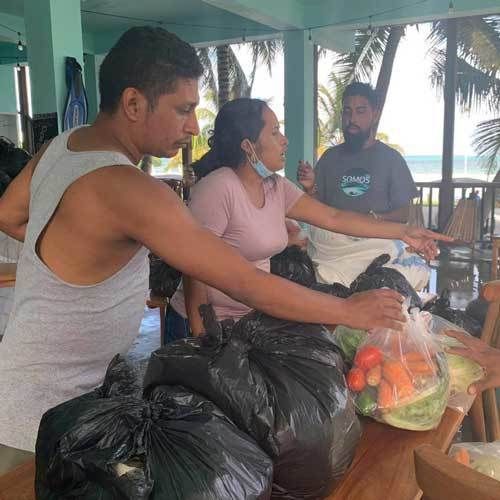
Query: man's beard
343 127 371 152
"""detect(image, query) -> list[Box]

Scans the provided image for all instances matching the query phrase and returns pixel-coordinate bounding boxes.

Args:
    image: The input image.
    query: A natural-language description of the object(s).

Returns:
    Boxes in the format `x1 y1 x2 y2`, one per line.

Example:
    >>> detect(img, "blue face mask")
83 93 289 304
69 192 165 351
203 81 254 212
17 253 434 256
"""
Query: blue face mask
253 159 275 179
247 143 275 179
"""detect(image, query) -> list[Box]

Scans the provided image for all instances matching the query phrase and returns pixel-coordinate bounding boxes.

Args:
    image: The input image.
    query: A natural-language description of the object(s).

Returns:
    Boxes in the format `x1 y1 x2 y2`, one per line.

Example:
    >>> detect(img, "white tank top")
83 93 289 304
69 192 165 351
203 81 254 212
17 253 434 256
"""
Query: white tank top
0 127 149 451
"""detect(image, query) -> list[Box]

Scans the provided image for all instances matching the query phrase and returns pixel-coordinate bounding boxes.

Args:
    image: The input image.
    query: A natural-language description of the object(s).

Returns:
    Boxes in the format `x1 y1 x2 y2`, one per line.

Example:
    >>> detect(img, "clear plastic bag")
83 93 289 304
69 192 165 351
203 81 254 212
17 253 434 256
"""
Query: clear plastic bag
347 307 450 431
449 441 500 481
429 315 484 413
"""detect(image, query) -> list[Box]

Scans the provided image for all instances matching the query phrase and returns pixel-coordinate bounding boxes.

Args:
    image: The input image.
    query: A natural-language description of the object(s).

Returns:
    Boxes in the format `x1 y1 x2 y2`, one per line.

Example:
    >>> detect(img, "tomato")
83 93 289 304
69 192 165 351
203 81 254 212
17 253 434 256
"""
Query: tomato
347 367 366 392
354 346 383 371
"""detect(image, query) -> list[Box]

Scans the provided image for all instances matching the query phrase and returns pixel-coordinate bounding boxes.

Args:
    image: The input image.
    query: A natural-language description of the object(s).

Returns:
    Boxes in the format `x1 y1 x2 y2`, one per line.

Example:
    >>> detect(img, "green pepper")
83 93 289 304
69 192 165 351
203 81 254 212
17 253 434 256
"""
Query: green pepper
356 388 377 416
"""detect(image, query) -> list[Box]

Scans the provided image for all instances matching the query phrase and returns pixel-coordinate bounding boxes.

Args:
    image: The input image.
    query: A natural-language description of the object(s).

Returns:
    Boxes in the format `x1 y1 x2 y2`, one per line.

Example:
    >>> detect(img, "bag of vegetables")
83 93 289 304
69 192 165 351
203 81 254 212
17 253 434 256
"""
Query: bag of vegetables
346 307 450 430
428 315 484 413
450 442 500 481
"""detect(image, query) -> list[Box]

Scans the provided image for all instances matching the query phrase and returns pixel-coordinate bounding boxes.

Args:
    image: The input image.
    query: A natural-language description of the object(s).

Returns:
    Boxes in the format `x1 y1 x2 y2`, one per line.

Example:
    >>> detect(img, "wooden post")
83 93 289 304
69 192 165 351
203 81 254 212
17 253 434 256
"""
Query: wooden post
438 19 457 231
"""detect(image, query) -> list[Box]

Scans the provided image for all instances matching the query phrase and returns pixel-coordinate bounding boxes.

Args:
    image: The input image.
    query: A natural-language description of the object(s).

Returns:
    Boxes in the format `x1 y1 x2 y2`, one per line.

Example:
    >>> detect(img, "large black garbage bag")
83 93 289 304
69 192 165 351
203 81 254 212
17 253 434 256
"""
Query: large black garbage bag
36 356 273 500
350 254 422 308
148 254 181 298
144 306 361 500
423 289 482 338
311 281 352 298
270 245 316 287
0 137 31 196
465 296 488 328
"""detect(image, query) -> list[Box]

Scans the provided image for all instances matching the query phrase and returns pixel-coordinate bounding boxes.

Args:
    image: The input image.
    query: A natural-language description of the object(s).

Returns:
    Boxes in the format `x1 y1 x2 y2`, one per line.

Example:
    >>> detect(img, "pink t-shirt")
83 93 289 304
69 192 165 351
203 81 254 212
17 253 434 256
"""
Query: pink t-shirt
170 167 304 321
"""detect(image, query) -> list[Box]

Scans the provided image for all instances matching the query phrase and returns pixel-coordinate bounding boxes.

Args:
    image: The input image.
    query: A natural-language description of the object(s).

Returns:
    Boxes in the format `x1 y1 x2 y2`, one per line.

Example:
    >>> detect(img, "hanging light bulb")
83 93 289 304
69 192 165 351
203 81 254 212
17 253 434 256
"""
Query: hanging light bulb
448 1 455 14
17 32 23 51
367 16 374 35
242 29 246 42
308 28 312 42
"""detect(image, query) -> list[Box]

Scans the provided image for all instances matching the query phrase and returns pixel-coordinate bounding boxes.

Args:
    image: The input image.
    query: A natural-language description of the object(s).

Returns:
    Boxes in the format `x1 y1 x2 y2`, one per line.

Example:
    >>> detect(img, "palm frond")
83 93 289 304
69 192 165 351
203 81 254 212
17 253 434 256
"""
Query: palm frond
331 27 391 84
429 48 500 111
472 117 500 176
196 48 217 96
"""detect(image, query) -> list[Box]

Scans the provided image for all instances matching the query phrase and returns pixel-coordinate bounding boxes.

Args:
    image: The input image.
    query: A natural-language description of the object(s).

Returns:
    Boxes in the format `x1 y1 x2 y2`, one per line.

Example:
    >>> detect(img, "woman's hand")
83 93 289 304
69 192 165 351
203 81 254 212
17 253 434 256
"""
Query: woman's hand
402 226 453 260
445 330 499 394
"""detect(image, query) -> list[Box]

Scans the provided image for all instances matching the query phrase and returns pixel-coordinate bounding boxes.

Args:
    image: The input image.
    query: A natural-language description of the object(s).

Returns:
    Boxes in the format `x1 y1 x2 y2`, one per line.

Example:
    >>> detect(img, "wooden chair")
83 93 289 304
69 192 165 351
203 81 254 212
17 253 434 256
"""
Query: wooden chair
414 444 500 500
146 293 168 346
469 280 500 442
491 236 500 280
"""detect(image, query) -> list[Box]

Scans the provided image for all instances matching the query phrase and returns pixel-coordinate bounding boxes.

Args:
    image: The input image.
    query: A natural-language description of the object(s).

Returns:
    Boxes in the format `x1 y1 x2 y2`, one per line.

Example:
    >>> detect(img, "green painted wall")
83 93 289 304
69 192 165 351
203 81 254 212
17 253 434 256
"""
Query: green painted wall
284 30 315 182
0 65 16 114
25 0 83 127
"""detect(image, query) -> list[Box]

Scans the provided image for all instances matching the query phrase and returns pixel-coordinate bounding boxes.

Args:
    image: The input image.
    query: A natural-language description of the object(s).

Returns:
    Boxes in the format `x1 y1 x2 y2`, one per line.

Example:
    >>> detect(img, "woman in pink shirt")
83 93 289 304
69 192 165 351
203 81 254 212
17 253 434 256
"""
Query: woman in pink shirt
168 98 446 340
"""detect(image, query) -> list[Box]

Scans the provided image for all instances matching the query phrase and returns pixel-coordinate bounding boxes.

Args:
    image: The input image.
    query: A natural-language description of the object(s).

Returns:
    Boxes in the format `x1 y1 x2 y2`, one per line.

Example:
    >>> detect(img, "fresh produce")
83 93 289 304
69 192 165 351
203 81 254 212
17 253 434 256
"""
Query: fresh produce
346 308 450 430
450 442 500 481
334 326 368 363
429 315 484 413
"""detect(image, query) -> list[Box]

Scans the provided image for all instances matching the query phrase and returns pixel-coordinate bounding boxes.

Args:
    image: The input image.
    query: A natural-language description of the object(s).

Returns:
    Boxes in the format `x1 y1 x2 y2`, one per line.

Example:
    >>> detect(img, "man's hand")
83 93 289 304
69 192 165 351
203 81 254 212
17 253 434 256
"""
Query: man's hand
297 160 315 194
445 330 496 394
285 219 308 249
342 289 406 331
402 226 453 260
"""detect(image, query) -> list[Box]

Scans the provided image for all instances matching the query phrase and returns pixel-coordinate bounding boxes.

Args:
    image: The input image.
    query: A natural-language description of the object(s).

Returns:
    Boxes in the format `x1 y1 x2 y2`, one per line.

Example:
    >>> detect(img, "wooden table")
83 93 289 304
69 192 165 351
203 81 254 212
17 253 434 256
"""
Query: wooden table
0 408 464 500
0 263 16 288
327 408 465 500
0 459 34 500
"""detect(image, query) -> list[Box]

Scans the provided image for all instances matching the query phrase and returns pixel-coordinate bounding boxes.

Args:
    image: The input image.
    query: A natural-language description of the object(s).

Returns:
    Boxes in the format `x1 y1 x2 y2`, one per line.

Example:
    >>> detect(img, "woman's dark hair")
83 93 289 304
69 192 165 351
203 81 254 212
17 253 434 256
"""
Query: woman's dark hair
192 98 268 179
0 137 31 196
99 26 203 113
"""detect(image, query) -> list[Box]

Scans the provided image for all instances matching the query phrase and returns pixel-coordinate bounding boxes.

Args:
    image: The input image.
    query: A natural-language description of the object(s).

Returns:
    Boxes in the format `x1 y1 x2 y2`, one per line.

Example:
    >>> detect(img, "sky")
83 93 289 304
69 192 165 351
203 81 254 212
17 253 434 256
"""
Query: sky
229 23 496 157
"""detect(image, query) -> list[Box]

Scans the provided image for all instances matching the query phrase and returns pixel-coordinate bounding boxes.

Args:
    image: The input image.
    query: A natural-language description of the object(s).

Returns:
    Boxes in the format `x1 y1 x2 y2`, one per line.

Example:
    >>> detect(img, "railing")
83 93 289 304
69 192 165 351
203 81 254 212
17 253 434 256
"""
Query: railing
415 181 500 241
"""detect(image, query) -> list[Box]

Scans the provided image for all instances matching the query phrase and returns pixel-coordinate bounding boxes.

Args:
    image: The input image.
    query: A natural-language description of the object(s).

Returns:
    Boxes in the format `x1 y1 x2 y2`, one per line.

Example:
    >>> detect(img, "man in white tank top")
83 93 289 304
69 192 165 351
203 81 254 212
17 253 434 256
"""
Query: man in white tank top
0 26 443 470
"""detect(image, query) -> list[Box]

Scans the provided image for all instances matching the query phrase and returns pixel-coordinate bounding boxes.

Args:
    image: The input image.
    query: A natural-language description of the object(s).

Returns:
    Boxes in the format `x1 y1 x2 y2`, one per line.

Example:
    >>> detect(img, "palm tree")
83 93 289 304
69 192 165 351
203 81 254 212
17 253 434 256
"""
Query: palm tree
332 26 406 134
331 16 500 167
197 40 282 110
428 16 500 174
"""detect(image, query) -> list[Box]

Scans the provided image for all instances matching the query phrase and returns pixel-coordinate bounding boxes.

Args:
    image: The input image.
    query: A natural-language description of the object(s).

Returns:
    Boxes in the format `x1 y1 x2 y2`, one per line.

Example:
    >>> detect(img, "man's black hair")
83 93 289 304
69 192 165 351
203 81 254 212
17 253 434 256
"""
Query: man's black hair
99 26 204 113
342 82 379 109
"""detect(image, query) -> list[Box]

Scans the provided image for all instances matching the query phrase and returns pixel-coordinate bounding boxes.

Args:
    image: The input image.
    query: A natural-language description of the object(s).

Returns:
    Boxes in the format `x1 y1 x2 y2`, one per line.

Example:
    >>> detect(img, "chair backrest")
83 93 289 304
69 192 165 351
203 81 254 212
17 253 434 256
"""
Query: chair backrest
414 444 500 500
469 281 500 442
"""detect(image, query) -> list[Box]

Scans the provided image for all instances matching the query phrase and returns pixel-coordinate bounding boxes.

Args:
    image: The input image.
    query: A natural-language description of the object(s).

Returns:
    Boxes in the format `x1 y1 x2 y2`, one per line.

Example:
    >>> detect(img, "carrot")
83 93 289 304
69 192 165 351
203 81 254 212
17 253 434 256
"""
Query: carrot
377 379 396 409
389 333 403 358
453 448 470 466
382 360 415 399
406 360 437 376
366 364 382 386
403 351 429 363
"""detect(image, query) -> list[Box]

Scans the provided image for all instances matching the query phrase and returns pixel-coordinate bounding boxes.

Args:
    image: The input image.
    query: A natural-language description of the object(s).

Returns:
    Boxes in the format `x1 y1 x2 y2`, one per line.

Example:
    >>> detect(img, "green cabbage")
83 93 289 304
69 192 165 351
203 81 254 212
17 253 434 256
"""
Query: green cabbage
382 354 450 431
437 333 484 395
471 455 500 480
334 326 368 363
446 353 484 395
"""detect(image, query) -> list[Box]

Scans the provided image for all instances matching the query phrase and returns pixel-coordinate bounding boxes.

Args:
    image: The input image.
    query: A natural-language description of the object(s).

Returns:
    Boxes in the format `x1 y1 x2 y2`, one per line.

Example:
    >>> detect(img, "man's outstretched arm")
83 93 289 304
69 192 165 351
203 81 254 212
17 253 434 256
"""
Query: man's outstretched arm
99 167 407 331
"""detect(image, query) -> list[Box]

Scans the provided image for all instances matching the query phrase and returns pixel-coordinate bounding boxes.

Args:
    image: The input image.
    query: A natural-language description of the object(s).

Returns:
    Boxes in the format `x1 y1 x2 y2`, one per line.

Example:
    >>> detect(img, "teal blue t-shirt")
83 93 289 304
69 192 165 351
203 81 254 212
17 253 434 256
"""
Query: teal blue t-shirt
314 141 418 214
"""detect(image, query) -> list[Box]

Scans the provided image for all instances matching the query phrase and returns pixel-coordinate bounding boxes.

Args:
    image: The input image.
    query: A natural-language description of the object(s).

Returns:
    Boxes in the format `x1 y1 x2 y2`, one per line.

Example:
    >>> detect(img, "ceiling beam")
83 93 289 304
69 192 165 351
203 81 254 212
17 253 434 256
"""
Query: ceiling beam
201 0 305 30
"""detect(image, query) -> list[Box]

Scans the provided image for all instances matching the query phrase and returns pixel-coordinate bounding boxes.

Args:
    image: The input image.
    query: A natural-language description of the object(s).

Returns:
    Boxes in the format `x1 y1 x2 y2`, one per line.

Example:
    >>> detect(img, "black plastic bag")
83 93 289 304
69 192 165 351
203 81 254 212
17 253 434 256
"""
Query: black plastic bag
465 296 488 328
349 254 422 308
270 245 316 287
423 289 482 338
148 254 182 299
36 355 273 500
311 281 352 298
144 307 361 500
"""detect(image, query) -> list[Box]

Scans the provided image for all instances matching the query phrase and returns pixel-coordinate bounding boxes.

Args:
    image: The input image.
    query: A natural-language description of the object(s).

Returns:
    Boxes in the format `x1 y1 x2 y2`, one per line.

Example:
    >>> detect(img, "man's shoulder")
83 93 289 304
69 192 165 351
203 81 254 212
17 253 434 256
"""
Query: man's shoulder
374 141 406 161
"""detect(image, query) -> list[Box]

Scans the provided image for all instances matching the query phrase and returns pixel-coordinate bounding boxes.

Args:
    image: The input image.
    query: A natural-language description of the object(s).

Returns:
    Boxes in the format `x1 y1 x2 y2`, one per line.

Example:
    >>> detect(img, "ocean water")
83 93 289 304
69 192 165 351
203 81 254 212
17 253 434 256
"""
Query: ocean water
406 155 495 182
